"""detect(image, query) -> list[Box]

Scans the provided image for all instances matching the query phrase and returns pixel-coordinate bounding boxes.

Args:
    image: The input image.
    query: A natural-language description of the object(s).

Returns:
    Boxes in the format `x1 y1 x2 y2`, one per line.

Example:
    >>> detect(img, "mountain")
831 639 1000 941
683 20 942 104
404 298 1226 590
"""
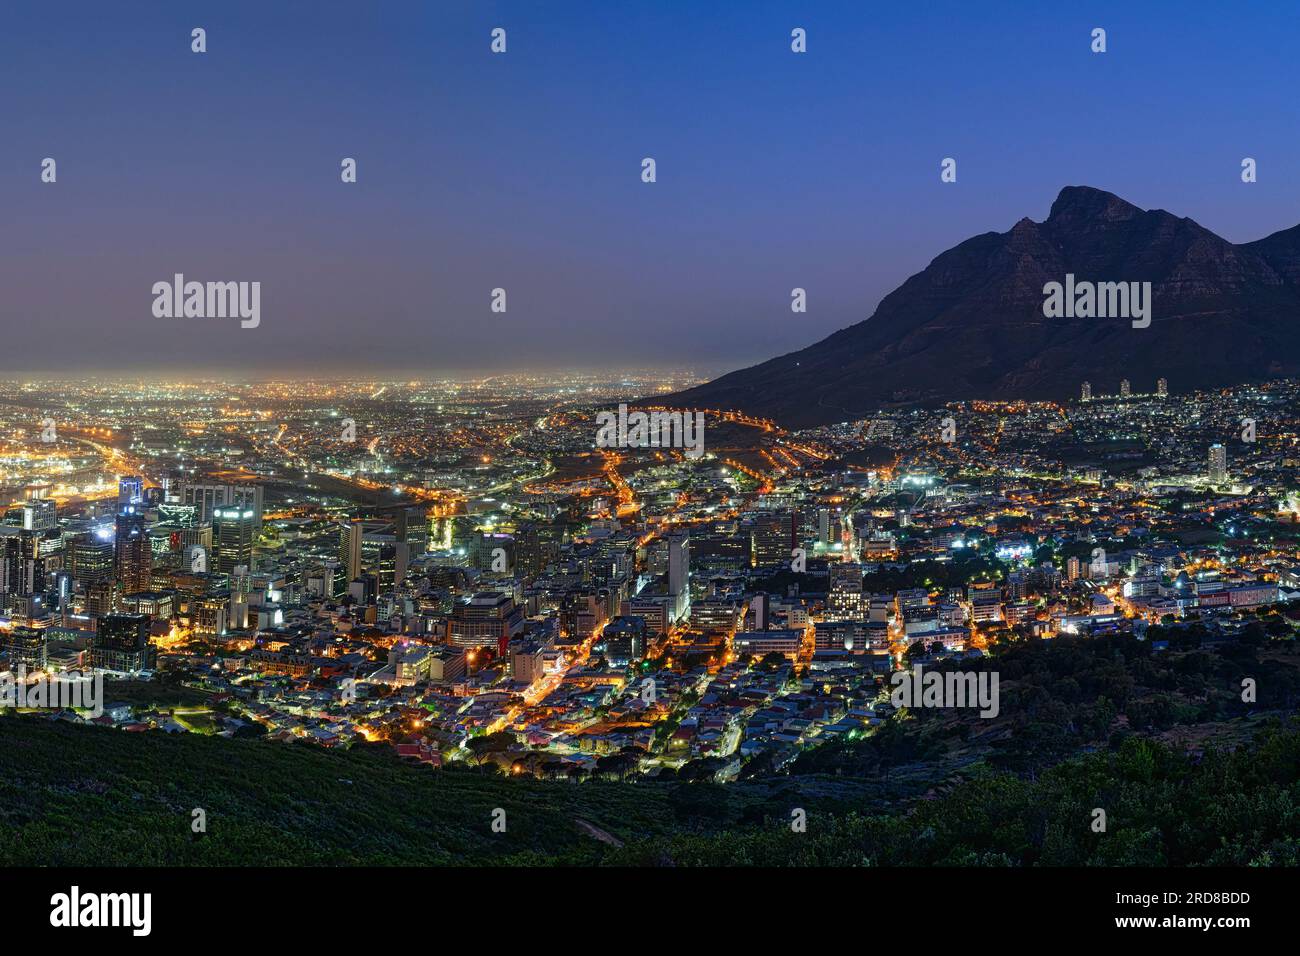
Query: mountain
661 186 1300 428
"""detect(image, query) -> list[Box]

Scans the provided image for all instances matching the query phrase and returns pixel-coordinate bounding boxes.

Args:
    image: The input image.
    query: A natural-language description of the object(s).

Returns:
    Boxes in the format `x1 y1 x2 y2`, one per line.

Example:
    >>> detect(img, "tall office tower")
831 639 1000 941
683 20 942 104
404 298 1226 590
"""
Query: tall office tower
70 531 114 585
373 538 410 590
181 481 264 527
191 594 229 639
3 626 48 669
181 482 220 521
393 505 429 555
752 513 793 567
1156 377 1168 398
514 523 546 580
666 532 691 622
1209 444 1228 484
750 593 770 631
1080 381 1092 402
828 562 865 620
339 519 364 582
85 581 117 617
235 483 264 526
471 532 514 573
117 475 144 506
818 508 832 547
91 613 153 673
1119 379 1131 398
212 505 257 575
20 500 57 532
448 591 525 653
0 529 45 603
114 507 152 593
51 570 72 618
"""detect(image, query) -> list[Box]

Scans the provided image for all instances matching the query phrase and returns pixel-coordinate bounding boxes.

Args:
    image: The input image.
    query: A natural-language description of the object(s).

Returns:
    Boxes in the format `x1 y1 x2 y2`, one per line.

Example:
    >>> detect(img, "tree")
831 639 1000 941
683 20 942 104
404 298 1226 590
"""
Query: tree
466 730 517 768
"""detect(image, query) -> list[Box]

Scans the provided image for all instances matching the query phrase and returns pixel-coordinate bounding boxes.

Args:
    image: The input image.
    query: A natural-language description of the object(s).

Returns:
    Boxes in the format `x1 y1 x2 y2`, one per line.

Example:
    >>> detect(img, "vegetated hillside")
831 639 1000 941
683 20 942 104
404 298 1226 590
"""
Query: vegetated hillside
790 630 1300 781
609 726 1300 866
5 633 1299 866
0 717 822 866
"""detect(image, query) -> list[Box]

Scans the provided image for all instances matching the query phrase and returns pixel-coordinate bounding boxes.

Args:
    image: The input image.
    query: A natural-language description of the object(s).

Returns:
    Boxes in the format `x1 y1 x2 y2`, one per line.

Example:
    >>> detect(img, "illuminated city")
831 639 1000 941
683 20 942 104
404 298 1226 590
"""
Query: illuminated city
5 374 1299 775
7 1 1300 933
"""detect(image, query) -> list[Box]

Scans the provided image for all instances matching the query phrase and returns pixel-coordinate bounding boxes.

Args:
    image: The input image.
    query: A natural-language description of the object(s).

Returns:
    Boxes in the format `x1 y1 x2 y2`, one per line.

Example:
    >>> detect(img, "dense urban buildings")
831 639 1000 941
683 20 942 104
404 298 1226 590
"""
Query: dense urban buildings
2 372 1298 787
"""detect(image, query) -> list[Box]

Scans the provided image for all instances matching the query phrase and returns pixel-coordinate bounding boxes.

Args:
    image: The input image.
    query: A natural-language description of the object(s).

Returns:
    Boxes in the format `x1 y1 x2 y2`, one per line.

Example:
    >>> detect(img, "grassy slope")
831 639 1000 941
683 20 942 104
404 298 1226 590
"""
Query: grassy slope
3 718 656 865
8 635 1300 866
8 713 1300 866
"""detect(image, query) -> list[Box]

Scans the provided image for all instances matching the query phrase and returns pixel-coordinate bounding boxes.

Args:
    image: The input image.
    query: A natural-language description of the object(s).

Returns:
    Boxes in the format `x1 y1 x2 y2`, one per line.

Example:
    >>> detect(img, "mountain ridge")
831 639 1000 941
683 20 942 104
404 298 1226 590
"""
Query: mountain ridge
659 186 1300 428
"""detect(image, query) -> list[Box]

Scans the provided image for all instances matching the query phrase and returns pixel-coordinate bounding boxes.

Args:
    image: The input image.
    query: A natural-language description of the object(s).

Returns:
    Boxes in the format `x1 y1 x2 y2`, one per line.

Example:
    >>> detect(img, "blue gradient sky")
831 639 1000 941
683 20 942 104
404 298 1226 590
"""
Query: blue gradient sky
2 0 1298 377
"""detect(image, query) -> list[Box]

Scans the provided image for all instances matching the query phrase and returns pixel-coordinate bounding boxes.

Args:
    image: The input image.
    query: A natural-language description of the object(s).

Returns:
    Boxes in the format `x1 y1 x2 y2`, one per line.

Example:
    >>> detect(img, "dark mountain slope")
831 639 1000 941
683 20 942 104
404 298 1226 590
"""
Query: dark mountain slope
664 187 1300 427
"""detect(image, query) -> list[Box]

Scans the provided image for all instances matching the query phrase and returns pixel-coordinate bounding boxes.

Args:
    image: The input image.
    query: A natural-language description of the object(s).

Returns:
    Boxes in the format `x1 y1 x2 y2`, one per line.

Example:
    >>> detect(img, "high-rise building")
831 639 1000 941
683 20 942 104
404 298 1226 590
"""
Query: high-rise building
514 522 562 580
339 519 364 582
1209 444 1228 484
370 538 409 590
3 626 47 668
85 581 118 617
19 500 57 532
91 613 153 673
0 529 45 602
113 507 151 593
393 506 429 555
751 513 794 568
181 481 263 526
666 532 690 622
1080 381 1092 402
1119 379 1131 398
191 594 229 639
212 505 257 575
600 616 647 666
828 562 865 620
70 531 114 586
1156 377 1168 398
448 591 525 654
117 475 144 506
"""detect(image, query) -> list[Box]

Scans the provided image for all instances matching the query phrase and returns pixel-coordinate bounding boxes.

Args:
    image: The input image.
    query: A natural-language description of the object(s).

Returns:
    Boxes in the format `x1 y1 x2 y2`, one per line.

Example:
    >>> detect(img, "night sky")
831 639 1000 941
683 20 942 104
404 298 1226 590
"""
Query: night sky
3 0 1298 377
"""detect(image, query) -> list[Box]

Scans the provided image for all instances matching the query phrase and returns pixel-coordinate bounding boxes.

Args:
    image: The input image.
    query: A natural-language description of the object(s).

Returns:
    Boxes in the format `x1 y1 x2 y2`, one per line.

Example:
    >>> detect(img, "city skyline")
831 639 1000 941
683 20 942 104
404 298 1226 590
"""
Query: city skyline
6 1 1300 918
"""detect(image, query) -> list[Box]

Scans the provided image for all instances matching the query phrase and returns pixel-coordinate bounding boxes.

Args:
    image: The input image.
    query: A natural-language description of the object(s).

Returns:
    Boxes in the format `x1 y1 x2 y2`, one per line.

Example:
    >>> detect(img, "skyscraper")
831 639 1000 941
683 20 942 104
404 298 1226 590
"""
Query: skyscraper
828 562 865 620
1156 377 1168 398
181 481 264 527
0 529 45 603
1119 379 1131 398
212 506 257 575
393 505 429 555
92 613 153 673
19 500 57 532
117 475 144 506
1209 444 1228 484
70 530 114 585
1081 381 1092 402
751 513 793 567
667 532 690 622
113 507 151 594
339 518 364 581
